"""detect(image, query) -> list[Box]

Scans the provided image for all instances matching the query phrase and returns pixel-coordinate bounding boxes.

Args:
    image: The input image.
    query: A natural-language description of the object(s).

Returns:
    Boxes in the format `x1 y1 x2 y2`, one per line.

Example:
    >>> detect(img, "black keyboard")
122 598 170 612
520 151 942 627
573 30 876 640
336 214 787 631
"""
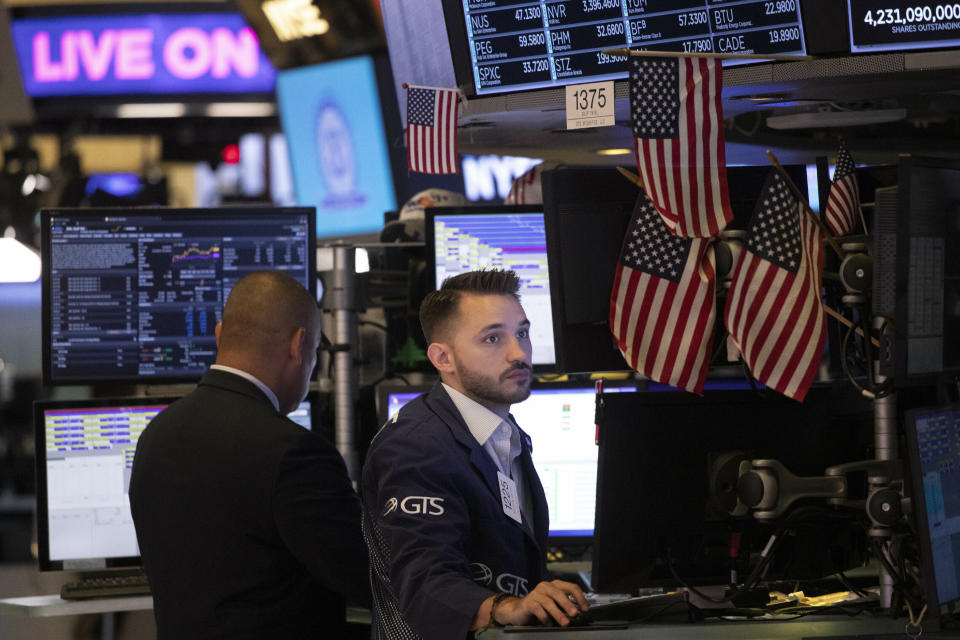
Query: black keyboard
60 570 151 600
572 591 693 625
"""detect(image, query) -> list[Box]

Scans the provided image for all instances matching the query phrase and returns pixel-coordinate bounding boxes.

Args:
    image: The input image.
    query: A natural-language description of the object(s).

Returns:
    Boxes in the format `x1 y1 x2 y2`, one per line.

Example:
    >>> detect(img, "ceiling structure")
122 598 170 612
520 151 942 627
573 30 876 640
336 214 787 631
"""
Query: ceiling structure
457 49 960 167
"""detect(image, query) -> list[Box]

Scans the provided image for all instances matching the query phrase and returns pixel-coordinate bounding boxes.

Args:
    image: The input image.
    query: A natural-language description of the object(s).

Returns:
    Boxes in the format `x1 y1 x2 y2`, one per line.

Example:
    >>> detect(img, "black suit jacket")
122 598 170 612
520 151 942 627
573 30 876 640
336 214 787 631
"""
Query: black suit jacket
129 369 369 639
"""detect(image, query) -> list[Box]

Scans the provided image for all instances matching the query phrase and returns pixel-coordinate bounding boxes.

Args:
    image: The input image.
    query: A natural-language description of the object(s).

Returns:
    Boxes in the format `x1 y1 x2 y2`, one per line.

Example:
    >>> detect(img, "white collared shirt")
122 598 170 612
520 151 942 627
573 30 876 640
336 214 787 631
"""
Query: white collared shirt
209 364 280 412
442 383 527 516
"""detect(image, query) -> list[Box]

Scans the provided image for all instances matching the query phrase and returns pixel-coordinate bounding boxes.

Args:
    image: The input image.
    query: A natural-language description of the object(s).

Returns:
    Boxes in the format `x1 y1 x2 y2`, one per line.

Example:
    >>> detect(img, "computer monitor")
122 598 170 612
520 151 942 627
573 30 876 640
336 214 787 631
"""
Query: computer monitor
378 384 431 425
35 396 313 571
904 404 960 618
424 205 556 368
376 380 637 540
41 207 316 385
873 156 960 386
592 386 873 593
275 56 399 239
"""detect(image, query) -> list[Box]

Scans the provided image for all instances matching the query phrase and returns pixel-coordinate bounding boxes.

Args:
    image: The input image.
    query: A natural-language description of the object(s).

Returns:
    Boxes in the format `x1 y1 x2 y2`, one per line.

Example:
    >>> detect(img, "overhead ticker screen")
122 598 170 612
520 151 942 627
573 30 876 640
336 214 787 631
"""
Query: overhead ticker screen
848 0 960 52
42 208 315 384
450 0 806 95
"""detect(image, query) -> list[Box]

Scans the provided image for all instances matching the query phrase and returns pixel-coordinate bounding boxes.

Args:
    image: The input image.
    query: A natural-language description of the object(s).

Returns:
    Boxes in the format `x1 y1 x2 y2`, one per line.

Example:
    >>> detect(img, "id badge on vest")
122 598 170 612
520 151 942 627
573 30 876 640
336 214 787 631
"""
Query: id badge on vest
497 471 522 524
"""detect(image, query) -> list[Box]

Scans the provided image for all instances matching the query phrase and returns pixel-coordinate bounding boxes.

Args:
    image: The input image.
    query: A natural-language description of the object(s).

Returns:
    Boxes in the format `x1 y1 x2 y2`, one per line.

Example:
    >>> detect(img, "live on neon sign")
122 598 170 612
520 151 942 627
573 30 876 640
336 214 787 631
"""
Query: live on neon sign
11 13 277 97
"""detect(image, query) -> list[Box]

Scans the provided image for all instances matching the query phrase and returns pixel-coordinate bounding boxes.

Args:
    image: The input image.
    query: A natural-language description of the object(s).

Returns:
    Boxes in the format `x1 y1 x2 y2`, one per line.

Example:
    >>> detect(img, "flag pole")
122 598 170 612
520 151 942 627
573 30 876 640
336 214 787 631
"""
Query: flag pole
616 166 643 189
824 305 879 348
765 149 845 260
603 48 813 62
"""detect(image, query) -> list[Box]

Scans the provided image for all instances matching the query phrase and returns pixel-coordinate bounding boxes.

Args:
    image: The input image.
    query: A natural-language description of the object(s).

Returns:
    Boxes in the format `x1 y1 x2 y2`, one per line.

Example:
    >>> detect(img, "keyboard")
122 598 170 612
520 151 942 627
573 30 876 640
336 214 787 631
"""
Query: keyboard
60 570 152 600
571 591 693 626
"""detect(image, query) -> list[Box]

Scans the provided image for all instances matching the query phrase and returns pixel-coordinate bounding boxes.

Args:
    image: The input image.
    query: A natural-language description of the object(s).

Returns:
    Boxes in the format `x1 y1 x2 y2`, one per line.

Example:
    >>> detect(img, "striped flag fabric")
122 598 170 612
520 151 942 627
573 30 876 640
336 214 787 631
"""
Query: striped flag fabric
505 164 542 205
823 141 860 236
609 190 717 395
629 56 733 238
406 86 459 174
723 170 826 402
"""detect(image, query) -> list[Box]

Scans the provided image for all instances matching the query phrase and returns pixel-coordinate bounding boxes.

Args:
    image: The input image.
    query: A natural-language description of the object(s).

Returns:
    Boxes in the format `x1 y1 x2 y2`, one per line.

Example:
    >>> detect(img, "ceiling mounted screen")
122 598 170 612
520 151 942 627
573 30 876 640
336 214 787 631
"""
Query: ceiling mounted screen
443 0 807 96
848 0 960 53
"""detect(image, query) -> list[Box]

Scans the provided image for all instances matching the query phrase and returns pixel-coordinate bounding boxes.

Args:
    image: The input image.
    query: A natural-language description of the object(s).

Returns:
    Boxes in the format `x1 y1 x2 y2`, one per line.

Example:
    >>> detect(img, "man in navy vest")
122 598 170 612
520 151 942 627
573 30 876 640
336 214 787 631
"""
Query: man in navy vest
362 269 588 639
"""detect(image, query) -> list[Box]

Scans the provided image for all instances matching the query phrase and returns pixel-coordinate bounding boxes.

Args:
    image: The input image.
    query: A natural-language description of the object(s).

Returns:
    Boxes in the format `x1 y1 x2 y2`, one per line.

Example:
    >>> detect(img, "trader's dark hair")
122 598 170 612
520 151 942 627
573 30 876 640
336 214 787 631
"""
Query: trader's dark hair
419 270 521 343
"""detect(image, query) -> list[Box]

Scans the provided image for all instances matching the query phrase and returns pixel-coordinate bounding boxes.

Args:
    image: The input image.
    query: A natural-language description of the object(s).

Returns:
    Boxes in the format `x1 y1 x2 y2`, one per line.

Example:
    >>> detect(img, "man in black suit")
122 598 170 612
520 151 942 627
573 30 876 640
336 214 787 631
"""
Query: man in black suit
129 271 369 639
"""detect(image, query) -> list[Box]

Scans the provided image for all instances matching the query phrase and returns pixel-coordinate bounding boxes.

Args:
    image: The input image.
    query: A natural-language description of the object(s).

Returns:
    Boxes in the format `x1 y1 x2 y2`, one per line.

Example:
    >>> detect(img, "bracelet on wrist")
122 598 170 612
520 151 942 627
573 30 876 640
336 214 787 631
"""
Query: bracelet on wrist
487 592 513 628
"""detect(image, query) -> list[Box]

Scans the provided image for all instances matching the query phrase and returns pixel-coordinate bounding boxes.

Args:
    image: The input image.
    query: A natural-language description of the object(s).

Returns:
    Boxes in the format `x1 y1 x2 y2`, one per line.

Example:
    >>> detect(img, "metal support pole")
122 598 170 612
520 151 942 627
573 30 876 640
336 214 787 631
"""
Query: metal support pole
873 316 897 609
331 244 359 482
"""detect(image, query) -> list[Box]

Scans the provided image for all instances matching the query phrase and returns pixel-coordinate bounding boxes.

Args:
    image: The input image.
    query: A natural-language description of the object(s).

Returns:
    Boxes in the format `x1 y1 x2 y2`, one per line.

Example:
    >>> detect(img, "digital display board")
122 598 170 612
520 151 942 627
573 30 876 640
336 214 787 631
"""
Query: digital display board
276 56 398 238
11 13 275 97
41 207 316 384
445 0 806 95
848 0 960 52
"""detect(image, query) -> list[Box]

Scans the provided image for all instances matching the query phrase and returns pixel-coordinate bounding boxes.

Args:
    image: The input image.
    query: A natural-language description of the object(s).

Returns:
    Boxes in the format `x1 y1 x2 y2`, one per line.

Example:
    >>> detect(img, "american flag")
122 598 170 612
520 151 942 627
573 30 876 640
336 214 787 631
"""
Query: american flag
609 190 716 395
630 56 732 238
406 86 459 174
823 141 860 237
723 171 826 402
505 164 542 205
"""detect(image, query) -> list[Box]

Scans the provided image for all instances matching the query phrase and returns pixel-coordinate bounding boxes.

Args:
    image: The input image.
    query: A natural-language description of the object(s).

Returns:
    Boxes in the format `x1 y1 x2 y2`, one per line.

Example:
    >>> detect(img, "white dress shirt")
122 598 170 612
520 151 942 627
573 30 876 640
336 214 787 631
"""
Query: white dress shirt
443 383 526 515
209 364 280 412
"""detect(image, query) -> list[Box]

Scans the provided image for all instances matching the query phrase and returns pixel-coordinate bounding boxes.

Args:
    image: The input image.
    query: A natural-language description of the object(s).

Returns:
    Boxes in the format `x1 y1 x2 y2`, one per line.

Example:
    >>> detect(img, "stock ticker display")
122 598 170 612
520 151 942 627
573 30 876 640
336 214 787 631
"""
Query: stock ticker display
452 0 806 94
44 209 314 383
848 0 960 52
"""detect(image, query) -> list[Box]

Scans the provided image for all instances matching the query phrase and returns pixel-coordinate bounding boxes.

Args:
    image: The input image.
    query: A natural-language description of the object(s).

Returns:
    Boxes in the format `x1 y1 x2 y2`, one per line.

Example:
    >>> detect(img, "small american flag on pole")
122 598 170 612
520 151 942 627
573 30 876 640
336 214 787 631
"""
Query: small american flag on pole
823 141 860 237
610 190 717 395
723 171 826 402
630 56 733 238
406 86 459 174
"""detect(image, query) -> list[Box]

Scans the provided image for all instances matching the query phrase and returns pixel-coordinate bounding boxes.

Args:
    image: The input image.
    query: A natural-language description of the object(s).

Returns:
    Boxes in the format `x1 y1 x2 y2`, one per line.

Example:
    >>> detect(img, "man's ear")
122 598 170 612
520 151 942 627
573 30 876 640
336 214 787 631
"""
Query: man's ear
289 327 305 362
426 342 454 373
214 322 223 350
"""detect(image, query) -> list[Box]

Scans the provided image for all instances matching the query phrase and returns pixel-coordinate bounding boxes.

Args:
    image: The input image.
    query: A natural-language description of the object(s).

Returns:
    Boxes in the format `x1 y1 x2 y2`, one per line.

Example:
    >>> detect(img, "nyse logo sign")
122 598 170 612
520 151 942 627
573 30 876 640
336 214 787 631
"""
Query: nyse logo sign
462 155 541 201
384 496 445 517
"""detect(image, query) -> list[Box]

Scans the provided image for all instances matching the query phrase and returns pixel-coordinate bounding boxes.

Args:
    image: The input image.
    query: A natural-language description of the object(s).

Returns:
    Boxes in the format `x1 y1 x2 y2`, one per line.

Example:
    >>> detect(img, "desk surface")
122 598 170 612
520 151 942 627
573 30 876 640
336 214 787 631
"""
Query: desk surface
0 594 153 618
474 614 908 639
0 594 372 626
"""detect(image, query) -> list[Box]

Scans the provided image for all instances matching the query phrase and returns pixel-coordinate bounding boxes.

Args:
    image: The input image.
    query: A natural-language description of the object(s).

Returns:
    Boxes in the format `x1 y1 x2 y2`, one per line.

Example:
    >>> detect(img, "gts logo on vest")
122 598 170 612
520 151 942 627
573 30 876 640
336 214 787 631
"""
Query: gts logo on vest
383 496 445 516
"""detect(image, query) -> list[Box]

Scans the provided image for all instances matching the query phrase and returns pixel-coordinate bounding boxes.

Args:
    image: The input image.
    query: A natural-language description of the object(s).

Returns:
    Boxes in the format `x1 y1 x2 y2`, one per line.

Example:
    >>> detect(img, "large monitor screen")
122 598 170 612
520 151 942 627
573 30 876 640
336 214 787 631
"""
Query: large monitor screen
443 0 807 96
35 397 312 570
378 382 636 538
593 387 873 592
848 0 960 53
905 404 960 617
276 56 397 238
41 207 316 385
425 206 556 367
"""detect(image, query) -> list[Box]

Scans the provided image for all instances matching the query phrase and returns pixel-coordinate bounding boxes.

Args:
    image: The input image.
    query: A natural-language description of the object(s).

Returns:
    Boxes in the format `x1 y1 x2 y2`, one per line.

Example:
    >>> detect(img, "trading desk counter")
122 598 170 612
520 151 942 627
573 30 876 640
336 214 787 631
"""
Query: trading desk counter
473 614 918 639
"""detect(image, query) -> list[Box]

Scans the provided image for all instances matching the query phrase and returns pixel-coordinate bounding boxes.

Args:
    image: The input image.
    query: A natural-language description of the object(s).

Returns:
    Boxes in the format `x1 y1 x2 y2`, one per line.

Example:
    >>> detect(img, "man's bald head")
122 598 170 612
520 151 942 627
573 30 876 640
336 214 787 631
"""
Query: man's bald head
217 271 318 359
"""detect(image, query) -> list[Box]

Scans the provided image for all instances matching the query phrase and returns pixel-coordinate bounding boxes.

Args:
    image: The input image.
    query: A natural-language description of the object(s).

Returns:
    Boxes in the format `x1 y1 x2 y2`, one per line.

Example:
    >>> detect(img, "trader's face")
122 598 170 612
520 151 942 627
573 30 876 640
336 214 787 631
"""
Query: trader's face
441 293 533 415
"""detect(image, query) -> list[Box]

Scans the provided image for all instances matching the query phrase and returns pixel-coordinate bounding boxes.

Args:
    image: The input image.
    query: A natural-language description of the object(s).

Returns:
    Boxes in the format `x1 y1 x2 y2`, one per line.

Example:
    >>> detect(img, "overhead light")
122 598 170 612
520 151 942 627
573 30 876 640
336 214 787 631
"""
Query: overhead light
261 0 329 41
116 103 187 119
206 102 276 118
0 228 42 283
596 148 632 156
